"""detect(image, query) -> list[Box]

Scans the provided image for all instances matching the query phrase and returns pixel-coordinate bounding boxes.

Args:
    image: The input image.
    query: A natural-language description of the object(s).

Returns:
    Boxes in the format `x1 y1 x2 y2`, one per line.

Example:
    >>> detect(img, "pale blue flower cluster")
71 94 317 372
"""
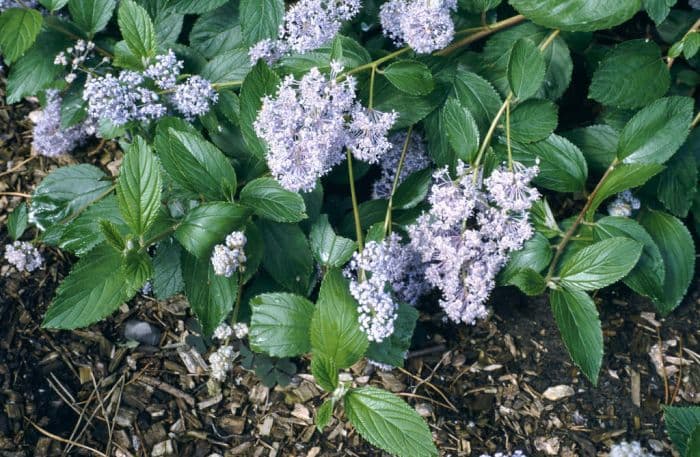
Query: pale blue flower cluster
379 0 457 53
607 190 641 218
32 89 93 157
479 451 527 457
609 441 656 457
255 63 396 192
372 131 432 199
4 241 43 273
211 232 247 277
408 162 539 324
249 0 361 64
0 0 37 10
144 50 183 90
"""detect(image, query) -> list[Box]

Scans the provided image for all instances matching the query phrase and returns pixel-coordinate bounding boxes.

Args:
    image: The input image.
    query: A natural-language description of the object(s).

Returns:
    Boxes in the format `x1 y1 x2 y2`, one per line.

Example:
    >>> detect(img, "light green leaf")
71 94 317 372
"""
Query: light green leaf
152 239 183 300
664 406 700 457
201 48 252 83
509 269 547 296
366 303 418 368
499 232 553 284
589 40 669 109
442 97 480 162
189 3 244 59
507 38 545 100
99 219 125 252
258 221 314 295
550 288 603 384
58 197 127 256
309 215 356 268
174 203 250 258
240 177 307 223
310 269 369 369
39 0 70 11
593 216 665 303
169 0 228 14
311 353 339 392
509 0 641 32
118 0 156 60
0 8 43 63
639 210 695 315
7 202 28 241
383 60 435 96
684 32 700 59
240 61 281 159
249 293 315 358
240 0 284 44
122 250 153 295
460 0 502 13
68 0 115 36
588 163 664 216
116 137 162 237
643 0 676 25
657 146 697 218
617 96 693 164
344 387 438 457
182 251 238 336
43 244 132 329
316 399 334 431
557 237 643 291
509 99 558 143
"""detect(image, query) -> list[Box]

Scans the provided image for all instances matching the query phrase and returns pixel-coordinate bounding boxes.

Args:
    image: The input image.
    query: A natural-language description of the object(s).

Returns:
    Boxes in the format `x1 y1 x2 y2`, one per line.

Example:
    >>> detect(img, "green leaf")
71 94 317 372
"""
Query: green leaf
442 97 480 162
43 244 132 329
393 168 432 210
99 219 125 252
507 38 545 100
240 177 307 223
316 399 334 431
7 202 28 241
557 237 643 291
155 127 237 201
152 239 184 300
530 198 561 238
657 146 697 218
366 303 418 368
258 221 314 295
249 293 315 358
58 197 127 256
39 0 70 11
372 77 448 129
460 0 502 13
453 70 503 137
593 217 665 302
189 3 244 59
617 96 693 164
684 32 700 59
688 425 700 457
0 8 42 63
240 61 281 159
664 406 700 457
118 0 156 60
30 164 113 233
116 137 162 237
549 288 603 384
506 134 588 192
310 269 369 369
562 125 618 174
344 387 438 457
509 269 547 296
639 210 695 315
311 353 339 392
588 163 664 216
643 0 676 25
152 5 182 45
509 0 641 32
182 251 238 336
68 0 116 36
589 40 669 109
169 0 228 14
499 232 553 284
175 203 250 258
122 250 153 294
509 99 558 143
240 0 284 44
383 60 435 96
309 215 356 268
201 48 252 83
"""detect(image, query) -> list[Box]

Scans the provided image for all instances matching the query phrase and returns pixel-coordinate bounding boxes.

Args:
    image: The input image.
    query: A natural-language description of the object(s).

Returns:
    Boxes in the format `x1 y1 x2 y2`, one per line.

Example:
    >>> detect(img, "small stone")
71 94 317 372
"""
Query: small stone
258 416 274 436
535 436 561 455
542 385 575 401
124 319 162 346
151 439 174 456
415 402 433 417
219 415 246 435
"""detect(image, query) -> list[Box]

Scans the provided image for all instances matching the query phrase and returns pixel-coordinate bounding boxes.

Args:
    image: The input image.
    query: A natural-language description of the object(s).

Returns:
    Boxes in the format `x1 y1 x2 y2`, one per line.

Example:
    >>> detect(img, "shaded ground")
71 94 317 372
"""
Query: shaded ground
1 82 699 457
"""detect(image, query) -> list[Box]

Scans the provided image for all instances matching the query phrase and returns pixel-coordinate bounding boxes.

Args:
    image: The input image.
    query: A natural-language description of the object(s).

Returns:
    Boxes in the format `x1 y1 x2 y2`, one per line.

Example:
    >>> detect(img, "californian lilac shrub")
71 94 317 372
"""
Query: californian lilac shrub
32 89 92 157
380 0 458 53
4 241 43 273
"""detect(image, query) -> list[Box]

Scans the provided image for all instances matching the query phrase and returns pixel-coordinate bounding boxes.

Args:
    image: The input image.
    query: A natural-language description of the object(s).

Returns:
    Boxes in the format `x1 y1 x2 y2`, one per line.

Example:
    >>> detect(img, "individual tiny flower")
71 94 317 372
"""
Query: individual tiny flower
172 75 218 119
211 231 247 277
208 345 235 382
607 190 641 217
4 241 44 273
380 0 457 53
213 323 233 340
609 441 656 457
32 89 91 157
372 131 431 199
346 105 397 164
144 50 184 90
233 322 249 339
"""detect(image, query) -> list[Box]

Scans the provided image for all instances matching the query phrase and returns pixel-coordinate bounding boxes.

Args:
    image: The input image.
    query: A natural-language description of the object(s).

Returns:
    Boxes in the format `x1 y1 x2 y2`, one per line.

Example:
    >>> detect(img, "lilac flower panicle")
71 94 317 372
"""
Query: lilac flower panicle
372 131 431 199
346 105 398 163
144 50 184 90
4 241 44 273
211 231 247 277
485 162 541 213
249 38 286 65
172 76 218 120
0 0 38 11
32 89 91 157
380 0 457 53
607 190 641 217
83 71 166 125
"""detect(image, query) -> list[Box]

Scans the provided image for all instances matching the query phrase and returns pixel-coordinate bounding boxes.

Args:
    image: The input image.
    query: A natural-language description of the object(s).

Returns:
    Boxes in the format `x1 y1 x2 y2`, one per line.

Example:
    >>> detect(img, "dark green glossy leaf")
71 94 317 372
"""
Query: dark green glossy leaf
510 0 641 32
507 38 545 100
7 202 28 241
174 203 250 258
366 303 418 368
240 177 307 223
384 60 435 96
258 221 314 295
0 8 43 63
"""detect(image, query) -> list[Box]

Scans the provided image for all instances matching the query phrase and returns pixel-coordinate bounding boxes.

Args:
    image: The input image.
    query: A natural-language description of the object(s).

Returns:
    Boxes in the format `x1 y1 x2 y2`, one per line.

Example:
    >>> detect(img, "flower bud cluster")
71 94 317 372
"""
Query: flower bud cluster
32 89 93 157
4 241 44 273
254 63 395 192
249 0 361 64
211 231 247 277
607 190 641 217
372 131 432 199
408 161 539 325
54 39 96 84
380 0 457 53
609 441 656 457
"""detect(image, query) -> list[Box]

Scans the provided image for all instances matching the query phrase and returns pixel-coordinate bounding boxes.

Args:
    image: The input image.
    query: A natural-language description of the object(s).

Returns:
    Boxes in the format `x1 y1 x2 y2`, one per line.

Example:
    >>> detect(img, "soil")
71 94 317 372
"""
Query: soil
1 80 699 457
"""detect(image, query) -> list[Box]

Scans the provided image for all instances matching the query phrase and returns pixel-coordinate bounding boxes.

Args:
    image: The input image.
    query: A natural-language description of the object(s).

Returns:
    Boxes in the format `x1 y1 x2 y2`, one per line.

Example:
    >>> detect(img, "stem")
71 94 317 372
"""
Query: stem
505 98 513 171
667 17 700 69
544 159 619 284
140 224 179 251
44 20 113 59
437 15 527 56
212 80 243 90
346 150 364 251
473 93 512 171
692 110 700 129
231 274 244 324
368 65 376 109
339 48 411 80
383 125 414 236
538 29 561 51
